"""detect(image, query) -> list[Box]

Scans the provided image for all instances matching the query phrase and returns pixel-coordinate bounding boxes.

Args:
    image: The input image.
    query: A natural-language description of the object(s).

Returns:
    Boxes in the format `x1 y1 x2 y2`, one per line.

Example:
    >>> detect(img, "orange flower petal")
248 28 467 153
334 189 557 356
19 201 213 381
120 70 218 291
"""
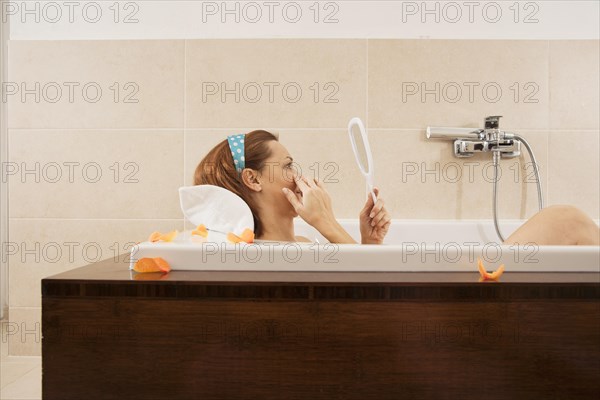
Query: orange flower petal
239 228 255 243
477 258 491 279
477 258 505 282
489 264 505 280
192 224 209 238
196 224 207 232
148 231 162 242
153 257 171 273
227 232 242 244
133 258 161 273
159 230 178 242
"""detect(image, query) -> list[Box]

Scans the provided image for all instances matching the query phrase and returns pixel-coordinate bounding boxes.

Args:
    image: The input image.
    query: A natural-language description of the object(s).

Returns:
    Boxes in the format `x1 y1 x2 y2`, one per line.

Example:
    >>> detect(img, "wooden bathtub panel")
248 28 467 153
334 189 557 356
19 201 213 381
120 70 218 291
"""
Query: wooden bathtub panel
42 259 600 400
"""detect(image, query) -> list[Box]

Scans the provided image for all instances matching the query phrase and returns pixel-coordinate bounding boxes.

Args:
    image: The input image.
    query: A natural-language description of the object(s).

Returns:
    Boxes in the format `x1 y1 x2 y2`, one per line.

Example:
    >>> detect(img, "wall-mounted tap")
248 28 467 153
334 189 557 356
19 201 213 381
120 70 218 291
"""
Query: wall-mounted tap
426 116 520 158
426 115 544 243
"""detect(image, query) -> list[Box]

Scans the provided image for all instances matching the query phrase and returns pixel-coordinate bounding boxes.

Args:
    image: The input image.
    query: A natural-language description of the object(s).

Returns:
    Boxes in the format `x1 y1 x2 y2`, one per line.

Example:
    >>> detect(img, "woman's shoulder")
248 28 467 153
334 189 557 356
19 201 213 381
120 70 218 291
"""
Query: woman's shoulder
253 236 313 244
294 235 313 243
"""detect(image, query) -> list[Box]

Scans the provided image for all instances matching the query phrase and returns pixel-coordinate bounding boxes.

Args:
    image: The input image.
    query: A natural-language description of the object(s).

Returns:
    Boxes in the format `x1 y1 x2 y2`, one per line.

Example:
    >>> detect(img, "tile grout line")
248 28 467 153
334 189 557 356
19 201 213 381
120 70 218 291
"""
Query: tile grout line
365 39 369 206
178 39 188 231
546 40 552 206
366 38 368 128
6 127 351 132
7 128 599 133
546 40 551 206
2 23 10 324
546 131 550 206
7 128 183 132
365 39 370 211
8 218 185 221
183 39 187 230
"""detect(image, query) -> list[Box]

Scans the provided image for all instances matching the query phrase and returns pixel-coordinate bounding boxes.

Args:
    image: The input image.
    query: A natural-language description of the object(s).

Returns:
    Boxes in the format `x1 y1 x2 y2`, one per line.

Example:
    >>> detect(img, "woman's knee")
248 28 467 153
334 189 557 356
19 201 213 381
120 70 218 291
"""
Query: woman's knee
560 204 592 219
543 205 586 223
544 204 577 214
543 204 598 244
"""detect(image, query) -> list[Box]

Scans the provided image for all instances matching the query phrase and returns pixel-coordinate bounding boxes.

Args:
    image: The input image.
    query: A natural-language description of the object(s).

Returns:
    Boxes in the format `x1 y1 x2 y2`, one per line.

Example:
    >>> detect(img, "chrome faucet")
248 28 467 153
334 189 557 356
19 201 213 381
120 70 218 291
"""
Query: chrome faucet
426 115 544 243
426 116 520 158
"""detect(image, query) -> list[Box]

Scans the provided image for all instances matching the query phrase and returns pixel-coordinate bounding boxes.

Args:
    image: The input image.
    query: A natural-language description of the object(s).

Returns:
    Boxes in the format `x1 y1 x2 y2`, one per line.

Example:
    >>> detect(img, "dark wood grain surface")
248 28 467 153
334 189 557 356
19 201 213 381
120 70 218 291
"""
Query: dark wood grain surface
42 256 600 400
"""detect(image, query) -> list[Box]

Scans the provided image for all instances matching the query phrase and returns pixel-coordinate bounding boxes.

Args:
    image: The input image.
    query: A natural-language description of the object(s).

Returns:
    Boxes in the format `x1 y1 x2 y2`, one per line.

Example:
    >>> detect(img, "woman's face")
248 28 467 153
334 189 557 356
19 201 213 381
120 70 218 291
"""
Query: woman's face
255 141 301 217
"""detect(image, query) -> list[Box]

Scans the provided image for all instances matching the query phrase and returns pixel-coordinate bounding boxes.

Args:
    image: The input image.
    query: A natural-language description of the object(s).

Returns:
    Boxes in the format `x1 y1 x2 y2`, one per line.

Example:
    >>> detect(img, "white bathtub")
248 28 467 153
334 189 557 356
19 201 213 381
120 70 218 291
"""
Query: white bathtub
129 219 600 272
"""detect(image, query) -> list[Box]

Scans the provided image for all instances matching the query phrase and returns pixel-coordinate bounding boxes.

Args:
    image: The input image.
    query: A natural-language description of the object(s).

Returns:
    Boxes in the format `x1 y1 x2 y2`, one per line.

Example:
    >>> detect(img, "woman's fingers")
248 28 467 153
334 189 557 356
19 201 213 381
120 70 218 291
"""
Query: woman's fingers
362 197 373 213
302 175 318 189
304 176 318 189
361 187 379 215
370 187 380 201
379 219 391 232
369 197 385 219
294 175 310 193
375 213 391 228
314 177 324 189
370 197 391 227
282 187 303 211
371 208 387 226
361 197 374 215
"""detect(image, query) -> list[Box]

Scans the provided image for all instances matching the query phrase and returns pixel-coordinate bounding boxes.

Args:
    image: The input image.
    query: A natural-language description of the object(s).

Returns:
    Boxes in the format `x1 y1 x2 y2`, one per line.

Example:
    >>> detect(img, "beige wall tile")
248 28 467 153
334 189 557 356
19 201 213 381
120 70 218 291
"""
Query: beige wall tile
0 322 7 360
7 40 184 129
550 41 600 130
8 130 184 219
4 308 40 356
548 131 599 218
185 40 367 128
369 40 549 130
184 130 229 187
369 130 548 220
8 219 184 308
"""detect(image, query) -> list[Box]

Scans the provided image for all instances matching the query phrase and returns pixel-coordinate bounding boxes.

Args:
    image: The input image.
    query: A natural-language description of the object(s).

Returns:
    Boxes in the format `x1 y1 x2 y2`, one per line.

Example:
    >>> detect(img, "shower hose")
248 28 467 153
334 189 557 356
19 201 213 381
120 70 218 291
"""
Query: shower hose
492 134 544 243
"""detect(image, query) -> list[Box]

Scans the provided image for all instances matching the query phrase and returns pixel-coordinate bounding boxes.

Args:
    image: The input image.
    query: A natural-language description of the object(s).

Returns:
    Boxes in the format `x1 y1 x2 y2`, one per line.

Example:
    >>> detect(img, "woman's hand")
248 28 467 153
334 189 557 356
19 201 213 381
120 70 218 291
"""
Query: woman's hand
282 176 356 244
359 187 391 244
282 176 337 230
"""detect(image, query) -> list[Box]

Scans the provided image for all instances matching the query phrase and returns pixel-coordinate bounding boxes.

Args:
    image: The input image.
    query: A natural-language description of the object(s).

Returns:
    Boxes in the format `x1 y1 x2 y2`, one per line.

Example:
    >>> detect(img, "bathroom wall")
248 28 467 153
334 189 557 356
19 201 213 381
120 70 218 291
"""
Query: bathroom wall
3 4 599 356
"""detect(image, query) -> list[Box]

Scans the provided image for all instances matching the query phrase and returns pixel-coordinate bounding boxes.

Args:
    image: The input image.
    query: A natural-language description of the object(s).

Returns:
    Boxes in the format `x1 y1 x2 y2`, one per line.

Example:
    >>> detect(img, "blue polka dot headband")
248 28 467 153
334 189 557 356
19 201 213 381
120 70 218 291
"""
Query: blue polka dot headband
227 134 245 175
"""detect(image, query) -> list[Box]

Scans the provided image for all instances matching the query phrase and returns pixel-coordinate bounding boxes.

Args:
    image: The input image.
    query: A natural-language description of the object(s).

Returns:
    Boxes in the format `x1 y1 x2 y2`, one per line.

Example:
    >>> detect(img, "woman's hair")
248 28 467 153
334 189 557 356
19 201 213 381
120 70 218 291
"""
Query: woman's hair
193 130 279 237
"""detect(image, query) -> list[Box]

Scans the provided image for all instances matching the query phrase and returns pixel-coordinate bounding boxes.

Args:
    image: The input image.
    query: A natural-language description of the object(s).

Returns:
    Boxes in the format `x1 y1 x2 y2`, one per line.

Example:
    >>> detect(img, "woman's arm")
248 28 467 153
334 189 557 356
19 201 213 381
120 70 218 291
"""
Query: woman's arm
317 220 358 244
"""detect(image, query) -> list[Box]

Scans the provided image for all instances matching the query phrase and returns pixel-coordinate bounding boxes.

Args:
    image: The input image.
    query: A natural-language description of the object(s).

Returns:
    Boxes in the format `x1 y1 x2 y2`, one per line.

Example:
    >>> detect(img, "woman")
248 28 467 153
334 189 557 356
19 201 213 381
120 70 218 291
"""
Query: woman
194 130 599 245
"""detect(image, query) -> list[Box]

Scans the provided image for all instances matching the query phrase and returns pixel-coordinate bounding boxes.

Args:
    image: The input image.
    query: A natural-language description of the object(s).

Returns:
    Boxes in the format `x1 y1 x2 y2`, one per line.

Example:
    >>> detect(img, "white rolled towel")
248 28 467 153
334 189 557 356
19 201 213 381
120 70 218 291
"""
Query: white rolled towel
179 185 254 239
